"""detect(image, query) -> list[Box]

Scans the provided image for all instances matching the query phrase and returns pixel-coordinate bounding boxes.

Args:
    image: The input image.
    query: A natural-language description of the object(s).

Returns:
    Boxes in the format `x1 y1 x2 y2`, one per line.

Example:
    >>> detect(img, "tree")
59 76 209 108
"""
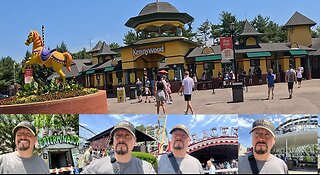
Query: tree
181 22 197 41
56 41 69 53
0 56 19 92
197 19 212 45
311 26 320 38
123 30 139 46
72 48 92 60
252 15 287 43
109 42 120 50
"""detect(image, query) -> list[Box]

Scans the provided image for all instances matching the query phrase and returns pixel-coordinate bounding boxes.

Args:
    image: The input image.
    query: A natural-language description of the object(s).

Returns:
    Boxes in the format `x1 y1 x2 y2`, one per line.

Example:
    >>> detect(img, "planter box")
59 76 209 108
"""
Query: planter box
0 90 108 114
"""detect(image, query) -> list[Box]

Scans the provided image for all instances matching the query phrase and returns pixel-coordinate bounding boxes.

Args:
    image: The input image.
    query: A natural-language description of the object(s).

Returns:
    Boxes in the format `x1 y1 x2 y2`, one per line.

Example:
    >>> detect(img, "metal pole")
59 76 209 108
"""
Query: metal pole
13 63 16 85
232 33 237 82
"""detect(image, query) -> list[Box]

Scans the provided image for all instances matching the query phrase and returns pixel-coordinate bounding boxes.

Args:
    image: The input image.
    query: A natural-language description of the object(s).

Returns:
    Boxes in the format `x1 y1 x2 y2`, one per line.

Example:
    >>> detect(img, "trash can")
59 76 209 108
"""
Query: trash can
129 86 137 100
232 82 244 102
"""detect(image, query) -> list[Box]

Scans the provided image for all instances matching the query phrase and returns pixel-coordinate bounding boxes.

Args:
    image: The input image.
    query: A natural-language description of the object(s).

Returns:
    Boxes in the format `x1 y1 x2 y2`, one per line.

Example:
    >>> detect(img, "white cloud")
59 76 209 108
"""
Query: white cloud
190 115 206 128
238 118 253 128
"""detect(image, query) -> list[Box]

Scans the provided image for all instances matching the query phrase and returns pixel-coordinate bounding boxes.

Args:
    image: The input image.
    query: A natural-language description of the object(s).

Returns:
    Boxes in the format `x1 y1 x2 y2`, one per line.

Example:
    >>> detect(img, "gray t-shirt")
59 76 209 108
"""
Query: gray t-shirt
286 69 296 82
81 156 156 174
0 152 49 174
238 154 288 174
158 154 204 174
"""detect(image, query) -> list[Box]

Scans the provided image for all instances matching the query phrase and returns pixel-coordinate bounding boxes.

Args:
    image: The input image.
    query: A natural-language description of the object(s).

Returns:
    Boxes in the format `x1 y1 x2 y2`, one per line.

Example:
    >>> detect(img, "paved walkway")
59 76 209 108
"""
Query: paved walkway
107 79 320 114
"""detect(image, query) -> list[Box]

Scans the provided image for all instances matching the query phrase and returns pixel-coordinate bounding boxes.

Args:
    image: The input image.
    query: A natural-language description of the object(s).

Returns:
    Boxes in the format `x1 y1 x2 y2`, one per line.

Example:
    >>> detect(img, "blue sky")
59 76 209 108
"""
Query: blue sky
238 114 319 149
1 0 320 62
79 114 238 142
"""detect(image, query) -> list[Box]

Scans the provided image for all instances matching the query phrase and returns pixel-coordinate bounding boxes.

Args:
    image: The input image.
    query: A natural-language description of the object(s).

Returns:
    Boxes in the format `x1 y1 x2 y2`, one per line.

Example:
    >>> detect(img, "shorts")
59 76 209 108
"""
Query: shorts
297 78 302 82
184 94 192 101
156 90 166 102
287 82 294 90
137 89 142 96
268 84 275 88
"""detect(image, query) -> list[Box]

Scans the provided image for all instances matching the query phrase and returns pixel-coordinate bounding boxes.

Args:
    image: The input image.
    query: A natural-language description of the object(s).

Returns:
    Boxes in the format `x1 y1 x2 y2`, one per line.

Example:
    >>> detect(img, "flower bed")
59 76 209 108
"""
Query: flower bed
0 90 108 114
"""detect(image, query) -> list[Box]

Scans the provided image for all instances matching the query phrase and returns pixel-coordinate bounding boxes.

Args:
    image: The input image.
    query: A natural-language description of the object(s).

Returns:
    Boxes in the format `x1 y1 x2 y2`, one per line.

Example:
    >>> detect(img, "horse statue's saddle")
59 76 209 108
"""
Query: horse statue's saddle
40 48 56 62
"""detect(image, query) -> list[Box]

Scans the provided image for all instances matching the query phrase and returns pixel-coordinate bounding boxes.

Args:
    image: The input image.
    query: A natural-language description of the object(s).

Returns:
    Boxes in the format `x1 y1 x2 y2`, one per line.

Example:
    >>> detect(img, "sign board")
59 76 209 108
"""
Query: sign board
168 69 175 81
130 72 136 84
133 45 165 57
38 135 80 149
220 37 234 61
24 69 33 84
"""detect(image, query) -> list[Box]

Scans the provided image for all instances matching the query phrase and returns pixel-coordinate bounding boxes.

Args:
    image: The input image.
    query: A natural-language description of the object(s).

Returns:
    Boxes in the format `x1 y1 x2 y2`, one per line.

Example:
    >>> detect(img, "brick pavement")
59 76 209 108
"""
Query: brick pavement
107 79 320 114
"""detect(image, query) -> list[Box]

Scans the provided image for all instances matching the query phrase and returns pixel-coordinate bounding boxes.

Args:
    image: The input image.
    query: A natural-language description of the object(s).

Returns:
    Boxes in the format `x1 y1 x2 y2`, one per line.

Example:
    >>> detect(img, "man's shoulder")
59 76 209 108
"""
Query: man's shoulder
185 154 200 163
270 155 287 165
90 156 111 166
0 152 15 160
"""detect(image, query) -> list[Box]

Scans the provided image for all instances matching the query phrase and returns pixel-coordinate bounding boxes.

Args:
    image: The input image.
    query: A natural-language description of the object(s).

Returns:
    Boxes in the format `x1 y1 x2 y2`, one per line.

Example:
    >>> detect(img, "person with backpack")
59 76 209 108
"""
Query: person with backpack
266 69 276 100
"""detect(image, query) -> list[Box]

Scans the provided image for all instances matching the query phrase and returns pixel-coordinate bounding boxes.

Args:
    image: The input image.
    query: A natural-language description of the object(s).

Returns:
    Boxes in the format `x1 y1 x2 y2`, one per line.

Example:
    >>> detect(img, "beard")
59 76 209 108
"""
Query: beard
17 139 31 151
173 140 184 150
254 142 268 155
115 143 129 155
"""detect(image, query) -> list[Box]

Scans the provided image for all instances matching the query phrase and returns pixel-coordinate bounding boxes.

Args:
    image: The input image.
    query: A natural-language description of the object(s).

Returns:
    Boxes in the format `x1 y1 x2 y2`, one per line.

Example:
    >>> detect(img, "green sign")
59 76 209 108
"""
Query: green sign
38 135 80 148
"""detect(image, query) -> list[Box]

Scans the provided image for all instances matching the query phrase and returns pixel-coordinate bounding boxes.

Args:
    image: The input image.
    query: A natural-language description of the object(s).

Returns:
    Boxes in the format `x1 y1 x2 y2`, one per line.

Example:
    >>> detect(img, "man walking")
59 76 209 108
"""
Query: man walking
0 121 49 174
158 124 204 174
178 71 195 115
238 118 288 174
81 121 156 174
285 64 297 99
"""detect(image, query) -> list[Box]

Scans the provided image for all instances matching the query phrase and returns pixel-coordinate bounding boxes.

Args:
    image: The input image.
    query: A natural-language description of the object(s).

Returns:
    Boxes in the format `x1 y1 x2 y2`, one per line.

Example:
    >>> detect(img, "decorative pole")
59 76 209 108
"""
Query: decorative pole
42 25 45 46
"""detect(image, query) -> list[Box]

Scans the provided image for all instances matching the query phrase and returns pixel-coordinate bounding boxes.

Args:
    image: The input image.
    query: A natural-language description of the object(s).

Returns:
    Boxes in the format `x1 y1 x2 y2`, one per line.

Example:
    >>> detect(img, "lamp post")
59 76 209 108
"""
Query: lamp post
230 22 237 82
13 63 16 85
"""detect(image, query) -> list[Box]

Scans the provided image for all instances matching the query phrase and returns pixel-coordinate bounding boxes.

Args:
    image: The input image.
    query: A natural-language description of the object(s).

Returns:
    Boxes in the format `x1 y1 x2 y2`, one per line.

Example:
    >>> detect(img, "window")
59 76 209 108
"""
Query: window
250 59 260 67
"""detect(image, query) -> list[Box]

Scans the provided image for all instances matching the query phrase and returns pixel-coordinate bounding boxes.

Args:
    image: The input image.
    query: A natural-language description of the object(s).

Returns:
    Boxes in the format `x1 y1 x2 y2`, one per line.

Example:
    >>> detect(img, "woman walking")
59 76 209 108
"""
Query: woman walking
155 74 166 114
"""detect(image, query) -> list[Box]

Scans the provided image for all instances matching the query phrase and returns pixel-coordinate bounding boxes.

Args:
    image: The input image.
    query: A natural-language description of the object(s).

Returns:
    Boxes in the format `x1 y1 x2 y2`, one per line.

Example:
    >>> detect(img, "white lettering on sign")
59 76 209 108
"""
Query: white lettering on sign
133 46 165 56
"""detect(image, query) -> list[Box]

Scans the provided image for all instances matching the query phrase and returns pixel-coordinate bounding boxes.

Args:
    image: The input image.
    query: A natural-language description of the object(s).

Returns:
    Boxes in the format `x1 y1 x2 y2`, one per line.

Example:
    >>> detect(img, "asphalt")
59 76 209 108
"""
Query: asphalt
107 79 320 114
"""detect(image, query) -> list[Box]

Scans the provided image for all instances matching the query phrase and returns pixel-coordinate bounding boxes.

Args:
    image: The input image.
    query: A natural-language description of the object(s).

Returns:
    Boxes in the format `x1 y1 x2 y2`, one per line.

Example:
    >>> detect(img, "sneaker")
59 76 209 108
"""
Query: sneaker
184 110 188 115
289 94 292 99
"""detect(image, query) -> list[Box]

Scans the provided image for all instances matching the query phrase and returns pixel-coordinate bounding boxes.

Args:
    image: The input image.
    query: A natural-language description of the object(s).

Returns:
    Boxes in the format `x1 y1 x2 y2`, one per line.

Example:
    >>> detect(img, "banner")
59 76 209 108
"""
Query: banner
220 37 234 61
24 69 33 84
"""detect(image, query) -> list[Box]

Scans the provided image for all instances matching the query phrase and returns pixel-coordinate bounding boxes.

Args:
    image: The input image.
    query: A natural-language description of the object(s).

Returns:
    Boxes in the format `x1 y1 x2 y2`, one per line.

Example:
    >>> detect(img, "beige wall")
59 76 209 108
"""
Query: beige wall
287 26 312 47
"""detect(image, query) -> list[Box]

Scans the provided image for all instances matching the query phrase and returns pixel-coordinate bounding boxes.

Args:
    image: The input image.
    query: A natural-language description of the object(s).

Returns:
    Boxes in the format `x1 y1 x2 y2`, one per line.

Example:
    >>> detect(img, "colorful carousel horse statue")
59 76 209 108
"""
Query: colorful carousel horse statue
24 30 73 82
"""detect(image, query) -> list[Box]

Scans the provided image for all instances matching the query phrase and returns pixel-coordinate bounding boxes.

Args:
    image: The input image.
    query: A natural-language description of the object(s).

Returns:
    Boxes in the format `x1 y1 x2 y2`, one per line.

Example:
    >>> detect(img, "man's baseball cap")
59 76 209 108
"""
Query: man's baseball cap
170 124 191 138
110 121 136 138
249 118 276 138
12 121 37 136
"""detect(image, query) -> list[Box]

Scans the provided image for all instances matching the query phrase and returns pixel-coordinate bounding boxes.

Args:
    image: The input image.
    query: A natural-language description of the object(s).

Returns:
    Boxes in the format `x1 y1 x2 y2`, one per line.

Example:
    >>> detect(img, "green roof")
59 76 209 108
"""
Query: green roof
289 50 308 56
104 67 114 72
85 70 95 75
195 55 221 62
247 52 271 58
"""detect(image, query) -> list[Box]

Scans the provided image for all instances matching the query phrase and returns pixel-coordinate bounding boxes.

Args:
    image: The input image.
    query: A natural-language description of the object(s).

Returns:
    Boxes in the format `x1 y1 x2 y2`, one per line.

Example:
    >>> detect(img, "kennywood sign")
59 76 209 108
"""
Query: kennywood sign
38 135 80 148
133 46 165 56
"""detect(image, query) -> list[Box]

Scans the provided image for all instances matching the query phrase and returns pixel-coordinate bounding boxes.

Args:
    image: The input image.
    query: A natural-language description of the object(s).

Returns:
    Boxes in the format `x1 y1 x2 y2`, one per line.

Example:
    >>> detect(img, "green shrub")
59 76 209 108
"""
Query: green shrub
132 152 158 171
